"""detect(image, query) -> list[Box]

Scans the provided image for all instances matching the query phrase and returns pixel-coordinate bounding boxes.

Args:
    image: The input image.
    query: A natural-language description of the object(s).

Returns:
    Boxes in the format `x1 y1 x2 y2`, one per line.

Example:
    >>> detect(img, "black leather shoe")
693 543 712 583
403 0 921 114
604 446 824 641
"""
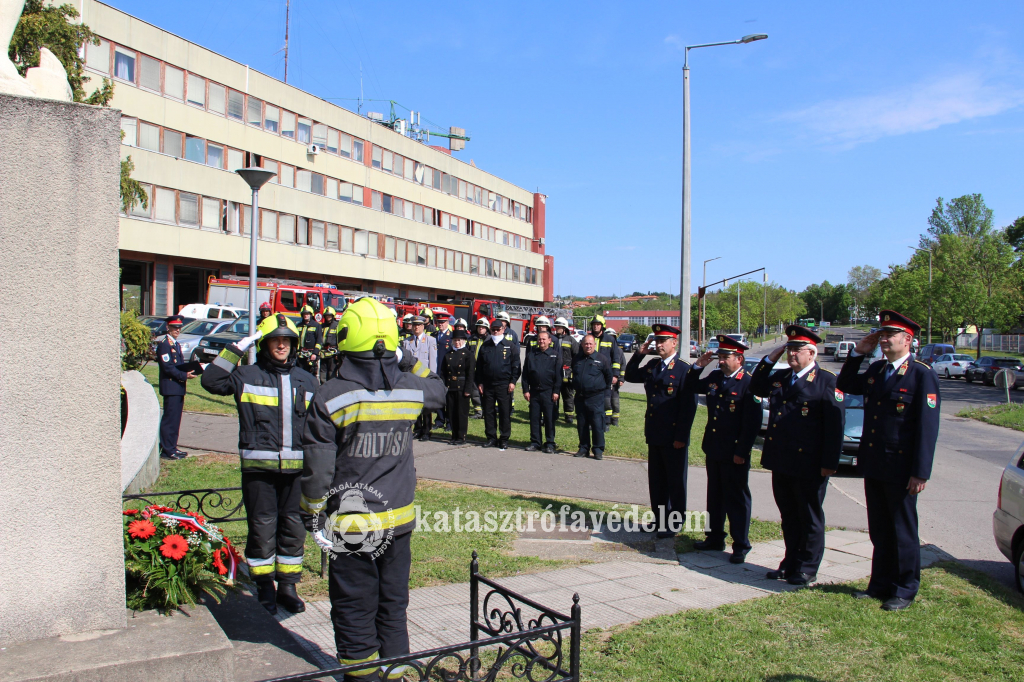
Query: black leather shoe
693 539 727 552
565 416 574 425
418 433 431 442
787 572 816 586
174 448 189 457
593 449 603 460
729 552 748 564
881 596 914 611
483 439 497 448
543 444 555 454
853 589 886 600
766 566 788 580
525 444 540 452
497 441 508 451
256 581 277 615
574 449 588 458
160 449 184 461
611 418 619 426
276 583 305 614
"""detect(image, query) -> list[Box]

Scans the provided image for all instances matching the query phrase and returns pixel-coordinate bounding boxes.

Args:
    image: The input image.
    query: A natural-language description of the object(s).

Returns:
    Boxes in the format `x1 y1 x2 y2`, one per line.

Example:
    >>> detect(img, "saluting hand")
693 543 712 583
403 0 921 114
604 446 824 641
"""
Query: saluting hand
695 351 716 368
854 331 881 356
767 344 788 363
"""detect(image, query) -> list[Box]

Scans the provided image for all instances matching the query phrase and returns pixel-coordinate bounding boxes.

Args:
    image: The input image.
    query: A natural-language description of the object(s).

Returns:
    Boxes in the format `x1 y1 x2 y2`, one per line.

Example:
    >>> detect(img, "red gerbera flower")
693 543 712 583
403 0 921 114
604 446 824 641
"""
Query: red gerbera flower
123 509 139 516
128 519 157 540
212 549 228 575
159 534 189 560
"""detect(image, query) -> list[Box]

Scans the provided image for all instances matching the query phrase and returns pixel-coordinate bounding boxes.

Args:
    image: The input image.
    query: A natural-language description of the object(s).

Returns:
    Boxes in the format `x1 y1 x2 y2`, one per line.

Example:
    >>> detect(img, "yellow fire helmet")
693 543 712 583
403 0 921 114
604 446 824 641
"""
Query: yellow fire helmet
299 304 315 316
256 313 299 352
337 297 399 358
591 315 606 328
420 307 434 318
323 306 337 318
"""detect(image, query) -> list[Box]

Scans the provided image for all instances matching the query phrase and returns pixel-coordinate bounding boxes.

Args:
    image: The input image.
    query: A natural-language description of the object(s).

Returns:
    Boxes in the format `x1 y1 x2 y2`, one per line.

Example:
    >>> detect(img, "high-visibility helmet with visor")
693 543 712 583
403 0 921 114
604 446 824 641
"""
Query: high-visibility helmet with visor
553 317 570 330
300 305 315 316
256 313 300 353
323 306 337 318
591 315 605 328
534 316 552 329
337 297 400 359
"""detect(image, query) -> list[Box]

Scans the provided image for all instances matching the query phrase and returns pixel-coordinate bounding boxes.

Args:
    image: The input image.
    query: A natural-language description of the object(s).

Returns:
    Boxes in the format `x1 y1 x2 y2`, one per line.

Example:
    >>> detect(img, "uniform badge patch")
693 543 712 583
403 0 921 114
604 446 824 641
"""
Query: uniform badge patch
753 394 762 403
834 389 844 402
898 363 908 376
927 394 937 408
867 377 875 385
801 406 809 417
736 370 744 379
667 360 675 371
772 381 782 388
807 370 816 383
667 386 674 395
161 353 170 362
729 403 736 412
896 403 905 414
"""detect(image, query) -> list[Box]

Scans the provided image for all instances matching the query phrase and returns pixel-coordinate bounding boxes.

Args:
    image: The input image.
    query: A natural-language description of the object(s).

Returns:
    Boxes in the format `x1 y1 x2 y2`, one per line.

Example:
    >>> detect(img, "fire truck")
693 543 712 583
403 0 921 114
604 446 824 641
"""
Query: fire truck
506 305 574 338
206 278 393 322
393 298 505 325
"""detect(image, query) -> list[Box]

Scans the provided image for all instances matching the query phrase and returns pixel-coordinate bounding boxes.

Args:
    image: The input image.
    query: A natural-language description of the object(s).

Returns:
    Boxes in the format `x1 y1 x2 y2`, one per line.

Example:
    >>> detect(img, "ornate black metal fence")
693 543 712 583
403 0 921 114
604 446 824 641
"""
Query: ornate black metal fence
259 551 581 682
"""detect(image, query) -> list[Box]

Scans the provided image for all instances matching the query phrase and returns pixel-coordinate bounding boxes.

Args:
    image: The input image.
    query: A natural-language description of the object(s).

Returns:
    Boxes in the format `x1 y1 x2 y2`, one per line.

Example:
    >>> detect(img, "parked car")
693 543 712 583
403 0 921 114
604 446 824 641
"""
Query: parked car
616 333 636 353
835 341 856 362
917 343 955 366
571 330 584 343
690 339 700 358
742 357 789 433
839 393 864 468
993 444 1024 591
177 303 248 319
964 356 1024 386
706 339 720 353
932 353 974 379
725 333 747 345
177 318 236 363
196 317 252 363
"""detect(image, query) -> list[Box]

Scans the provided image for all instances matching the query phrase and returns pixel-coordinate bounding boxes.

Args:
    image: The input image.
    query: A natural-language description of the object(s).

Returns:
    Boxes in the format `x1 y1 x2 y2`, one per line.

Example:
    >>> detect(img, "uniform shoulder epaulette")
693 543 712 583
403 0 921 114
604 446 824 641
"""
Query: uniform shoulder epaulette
913 359 930 368
819 368 837 376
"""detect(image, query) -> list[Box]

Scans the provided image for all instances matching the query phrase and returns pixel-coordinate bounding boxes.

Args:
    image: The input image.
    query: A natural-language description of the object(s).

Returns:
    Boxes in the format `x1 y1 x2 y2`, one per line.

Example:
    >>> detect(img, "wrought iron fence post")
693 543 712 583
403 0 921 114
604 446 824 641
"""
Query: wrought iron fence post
570 593 581 681
469 550 480 676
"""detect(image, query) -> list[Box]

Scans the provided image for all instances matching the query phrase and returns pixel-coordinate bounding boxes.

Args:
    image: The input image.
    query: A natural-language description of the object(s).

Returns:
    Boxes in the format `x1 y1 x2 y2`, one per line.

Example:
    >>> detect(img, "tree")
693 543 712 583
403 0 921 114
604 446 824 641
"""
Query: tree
921 194 993 247
624 322 652 339
1004 216 1024 253
799 281 853 323
847 265 881 314
120 154 148 214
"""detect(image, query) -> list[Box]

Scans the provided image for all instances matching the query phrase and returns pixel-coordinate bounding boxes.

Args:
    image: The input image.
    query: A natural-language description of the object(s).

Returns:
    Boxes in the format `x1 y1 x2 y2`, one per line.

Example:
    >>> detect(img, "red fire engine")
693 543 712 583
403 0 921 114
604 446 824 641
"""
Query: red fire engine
206 278 394 322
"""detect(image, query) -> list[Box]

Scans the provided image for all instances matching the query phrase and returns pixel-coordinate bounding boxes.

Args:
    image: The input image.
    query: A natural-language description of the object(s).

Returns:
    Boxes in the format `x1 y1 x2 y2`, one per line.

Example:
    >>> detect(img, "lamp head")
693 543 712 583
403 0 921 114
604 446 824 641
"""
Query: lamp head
740 33 768 43
235 167 276 190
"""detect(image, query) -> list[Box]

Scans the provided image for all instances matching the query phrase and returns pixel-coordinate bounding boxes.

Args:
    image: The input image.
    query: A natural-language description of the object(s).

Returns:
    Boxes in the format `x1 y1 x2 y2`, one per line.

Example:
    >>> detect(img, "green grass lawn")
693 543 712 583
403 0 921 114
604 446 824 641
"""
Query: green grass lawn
140 364 237 414
582 561 1024 681
958 403 1024 432
131 454 627 599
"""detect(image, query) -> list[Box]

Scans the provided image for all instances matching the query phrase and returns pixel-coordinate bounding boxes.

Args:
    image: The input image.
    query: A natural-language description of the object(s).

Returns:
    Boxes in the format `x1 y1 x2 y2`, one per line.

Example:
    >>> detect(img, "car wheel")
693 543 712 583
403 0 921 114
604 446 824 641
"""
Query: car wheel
1015 539 1024 594
190 352 200 364
945 369 951 379
985 374 994 386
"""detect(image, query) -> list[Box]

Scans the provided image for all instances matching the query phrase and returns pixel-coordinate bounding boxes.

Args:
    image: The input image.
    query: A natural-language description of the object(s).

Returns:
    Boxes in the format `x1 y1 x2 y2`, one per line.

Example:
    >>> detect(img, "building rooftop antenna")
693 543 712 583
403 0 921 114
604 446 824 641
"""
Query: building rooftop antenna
283 0 290 84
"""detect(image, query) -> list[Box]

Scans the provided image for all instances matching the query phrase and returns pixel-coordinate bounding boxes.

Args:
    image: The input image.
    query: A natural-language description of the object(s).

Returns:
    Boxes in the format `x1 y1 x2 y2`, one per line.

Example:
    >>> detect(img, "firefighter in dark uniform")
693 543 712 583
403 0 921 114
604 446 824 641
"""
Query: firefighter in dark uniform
296 304 322 375
590 315 624 428
300 298 445 679
420 307 437 334
433 314 453 431
201 313 320 615
156 315 195 460
572 334 612 460
474 319 521 450
523 316 552 351
399 314 414 341
684 335 762 563
522 329 563 453
837 310 939 611
553 318 579 425
441 328 475 445
496 311 520 347
624 324 698 537
319 306 342 383
467 318 489 418
750 325 845 586
259 301 273 320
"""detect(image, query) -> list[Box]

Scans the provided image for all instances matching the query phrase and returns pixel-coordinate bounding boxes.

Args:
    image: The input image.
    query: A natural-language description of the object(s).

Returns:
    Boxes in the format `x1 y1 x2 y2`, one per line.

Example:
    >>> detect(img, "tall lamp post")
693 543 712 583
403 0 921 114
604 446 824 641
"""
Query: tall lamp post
909 246 933 345
702 256 721 344
235 167 277 363
680 33 767 347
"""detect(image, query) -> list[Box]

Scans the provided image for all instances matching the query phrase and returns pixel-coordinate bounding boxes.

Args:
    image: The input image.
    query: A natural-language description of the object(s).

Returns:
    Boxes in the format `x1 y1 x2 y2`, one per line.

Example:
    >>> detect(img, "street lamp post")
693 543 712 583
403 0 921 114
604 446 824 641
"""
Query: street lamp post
235 167 277 363
680 33 767 348
702 256 721 344
909 246 933 345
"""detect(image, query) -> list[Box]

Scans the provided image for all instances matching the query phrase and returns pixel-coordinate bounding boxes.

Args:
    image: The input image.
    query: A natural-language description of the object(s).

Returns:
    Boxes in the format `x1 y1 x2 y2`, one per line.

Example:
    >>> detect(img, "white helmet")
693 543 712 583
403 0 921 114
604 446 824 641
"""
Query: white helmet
606 327 618 335
402 313 413 322
475 317 490 329
553 317 570 329
535 316 552 328
497 311 511 323
455 317 468 328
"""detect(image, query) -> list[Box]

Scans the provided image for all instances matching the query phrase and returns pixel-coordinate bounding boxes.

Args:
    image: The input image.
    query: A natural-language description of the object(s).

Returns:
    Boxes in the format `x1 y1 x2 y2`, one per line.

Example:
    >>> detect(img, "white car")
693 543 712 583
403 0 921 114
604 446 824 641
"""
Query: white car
932 353 974 379
834 341 855 362
994 442 1024 591
177 303 248 319
176 318 236 362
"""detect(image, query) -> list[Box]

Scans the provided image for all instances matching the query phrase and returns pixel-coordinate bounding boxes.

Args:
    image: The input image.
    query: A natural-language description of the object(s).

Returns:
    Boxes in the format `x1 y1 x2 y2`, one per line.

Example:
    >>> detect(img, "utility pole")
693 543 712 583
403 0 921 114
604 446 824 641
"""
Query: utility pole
763 271 767 342
283 0 291 84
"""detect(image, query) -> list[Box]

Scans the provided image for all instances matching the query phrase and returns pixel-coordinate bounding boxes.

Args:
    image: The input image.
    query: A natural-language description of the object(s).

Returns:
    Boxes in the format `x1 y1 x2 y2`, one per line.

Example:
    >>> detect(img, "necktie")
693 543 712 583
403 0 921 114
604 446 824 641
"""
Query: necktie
884 363 894 381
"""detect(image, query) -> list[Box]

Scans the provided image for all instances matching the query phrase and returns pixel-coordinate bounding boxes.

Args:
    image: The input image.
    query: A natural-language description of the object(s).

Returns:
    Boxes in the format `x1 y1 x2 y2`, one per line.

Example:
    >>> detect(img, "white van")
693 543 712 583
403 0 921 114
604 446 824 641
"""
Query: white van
835 341 855 362
177 303 248 319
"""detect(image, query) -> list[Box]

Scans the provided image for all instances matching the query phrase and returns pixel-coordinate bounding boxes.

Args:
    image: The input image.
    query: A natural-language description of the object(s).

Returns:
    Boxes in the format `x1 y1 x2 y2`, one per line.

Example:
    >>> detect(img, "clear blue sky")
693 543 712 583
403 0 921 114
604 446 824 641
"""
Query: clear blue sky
103 0 1024 297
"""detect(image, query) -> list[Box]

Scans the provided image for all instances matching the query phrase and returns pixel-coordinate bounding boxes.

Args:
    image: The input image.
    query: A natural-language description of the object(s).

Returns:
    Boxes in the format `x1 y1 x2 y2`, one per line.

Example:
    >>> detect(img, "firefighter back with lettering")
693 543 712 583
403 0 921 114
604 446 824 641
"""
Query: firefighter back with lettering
300 298 446 678
201 313 320 615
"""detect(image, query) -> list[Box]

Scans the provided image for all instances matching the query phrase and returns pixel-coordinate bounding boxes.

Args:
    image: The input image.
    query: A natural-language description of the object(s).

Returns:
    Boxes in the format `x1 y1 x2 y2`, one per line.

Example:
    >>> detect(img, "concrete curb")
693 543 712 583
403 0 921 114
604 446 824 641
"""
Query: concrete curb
121 370 160 493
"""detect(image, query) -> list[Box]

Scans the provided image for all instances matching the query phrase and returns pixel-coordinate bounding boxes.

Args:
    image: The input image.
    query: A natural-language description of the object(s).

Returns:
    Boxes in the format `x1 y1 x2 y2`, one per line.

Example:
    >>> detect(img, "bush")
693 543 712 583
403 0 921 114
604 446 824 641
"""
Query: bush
121 310 151 371
625 322 652 339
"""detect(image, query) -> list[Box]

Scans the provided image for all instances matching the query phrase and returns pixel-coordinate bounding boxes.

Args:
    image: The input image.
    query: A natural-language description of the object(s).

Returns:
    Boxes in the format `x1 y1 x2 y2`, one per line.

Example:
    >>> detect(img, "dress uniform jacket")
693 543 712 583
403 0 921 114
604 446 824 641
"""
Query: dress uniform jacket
623 353 698 447
433 328 452 374
156 337 188 396
403 333 438 373
683 365 761 462
836 354 940 483
442 346 475 392
201 343 321 472
749 360 845 477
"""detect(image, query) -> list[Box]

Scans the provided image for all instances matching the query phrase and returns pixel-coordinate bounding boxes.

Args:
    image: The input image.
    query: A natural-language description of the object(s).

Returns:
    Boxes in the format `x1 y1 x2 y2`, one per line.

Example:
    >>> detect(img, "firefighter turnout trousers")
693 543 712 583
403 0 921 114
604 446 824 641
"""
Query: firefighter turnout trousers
330 531 413 679
241 471 306 584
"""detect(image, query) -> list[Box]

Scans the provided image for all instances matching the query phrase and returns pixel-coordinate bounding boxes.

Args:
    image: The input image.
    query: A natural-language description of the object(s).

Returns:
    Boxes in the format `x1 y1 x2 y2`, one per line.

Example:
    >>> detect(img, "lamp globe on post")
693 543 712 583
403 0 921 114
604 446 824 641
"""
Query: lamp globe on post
235 167 277 363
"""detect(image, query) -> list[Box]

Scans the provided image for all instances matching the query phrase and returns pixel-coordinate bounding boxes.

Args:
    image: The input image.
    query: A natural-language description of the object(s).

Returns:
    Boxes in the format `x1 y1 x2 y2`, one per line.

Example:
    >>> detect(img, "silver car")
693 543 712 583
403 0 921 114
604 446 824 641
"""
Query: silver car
994 441 1024 591
177 318 235 362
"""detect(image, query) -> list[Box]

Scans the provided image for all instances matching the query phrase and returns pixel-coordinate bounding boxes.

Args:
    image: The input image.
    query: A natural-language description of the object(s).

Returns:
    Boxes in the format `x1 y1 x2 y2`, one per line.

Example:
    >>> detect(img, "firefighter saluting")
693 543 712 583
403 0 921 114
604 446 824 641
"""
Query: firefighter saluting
319 306 342 383
296 305 322 375
300 297 446 679
201 313 320 615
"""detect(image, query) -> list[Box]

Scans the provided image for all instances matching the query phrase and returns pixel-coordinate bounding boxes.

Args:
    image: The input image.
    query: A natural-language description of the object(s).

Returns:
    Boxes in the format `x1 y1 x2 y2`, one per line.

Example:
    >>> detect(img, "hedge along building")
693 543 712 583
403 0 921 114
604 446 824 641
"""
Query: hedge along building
77 1 553 315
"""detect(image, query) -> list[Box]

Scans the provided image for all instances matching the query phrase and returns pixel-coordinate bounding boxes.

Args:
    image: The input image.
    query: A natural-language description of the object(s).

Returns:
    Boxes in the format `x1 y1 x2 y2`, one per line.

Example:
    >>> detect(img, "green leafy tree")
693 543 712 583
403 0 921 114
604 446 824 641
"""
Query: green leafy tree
624 322 652 339
120 310 151 371
1004 216 1024 253
847 265 881 315
922 194 993 247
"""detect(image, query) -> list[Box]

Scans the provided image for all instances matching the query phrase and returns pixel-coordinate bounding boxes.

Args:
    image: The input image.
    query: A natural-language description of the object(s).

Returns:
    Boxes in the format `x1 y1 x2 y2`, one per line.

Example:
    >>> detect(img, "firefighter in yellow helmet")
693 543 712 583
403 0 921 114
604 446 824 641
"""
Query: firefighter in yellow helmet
296 304 322 375
319 306 342 383
590 315 624 429
466 317 490 417
300 298 445 678
201 313 319 615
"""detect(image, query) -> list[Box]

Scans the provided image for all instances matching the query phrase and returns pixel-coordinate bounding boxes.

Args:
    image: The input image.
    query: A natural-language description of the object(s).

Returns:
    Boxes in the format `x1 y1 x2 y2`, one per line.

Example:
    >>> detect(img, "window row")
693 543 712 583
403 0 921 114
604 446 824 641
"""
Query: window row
123 184 542 286
87 37 532 225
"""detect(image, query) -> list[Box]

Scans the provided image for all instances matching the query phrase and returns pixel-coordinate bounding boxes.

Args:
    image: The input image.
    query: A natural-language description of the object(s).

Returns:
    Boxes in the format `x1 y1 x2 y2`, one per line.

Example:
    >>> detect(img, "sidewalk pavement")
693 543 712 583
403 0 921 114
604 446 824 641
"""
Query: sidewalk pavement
178 411 869 531
273 530 949 669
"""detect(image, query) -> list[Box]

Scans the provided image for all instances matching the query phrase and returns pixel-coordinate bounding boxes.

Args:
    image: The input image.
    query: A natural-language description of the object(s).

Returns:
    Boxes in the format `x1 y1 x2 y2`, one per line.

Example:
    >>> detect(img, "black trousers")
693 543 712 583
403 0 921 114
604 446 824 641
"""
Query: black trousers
864 477 921 599
241 471 307 584
297 356 318 376
705 457 752 551
330 531 412 676
482 382 512 441
560 381 575 418
159 394 184 453
648 443 689 532
470 382 482 414
529 391 557 447
320 355 340 384
771 472 828 576
414 410 432 438
576 393 606 452
446 390 470 440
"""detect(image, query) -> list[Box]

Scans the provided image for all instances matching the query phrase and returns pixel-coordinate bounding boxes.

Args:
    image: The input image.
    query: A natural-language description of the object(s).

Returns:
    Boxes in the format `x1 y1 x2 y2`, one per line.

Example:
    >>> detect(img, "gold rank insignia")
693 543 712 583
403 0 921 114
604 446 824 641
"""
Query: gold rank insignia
667 360 675 370
788 330 796 337
898 363 908 376
801 406 809 416
884 314 890 321
667 385 674 394
807 370 816 382
736 370 744 379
